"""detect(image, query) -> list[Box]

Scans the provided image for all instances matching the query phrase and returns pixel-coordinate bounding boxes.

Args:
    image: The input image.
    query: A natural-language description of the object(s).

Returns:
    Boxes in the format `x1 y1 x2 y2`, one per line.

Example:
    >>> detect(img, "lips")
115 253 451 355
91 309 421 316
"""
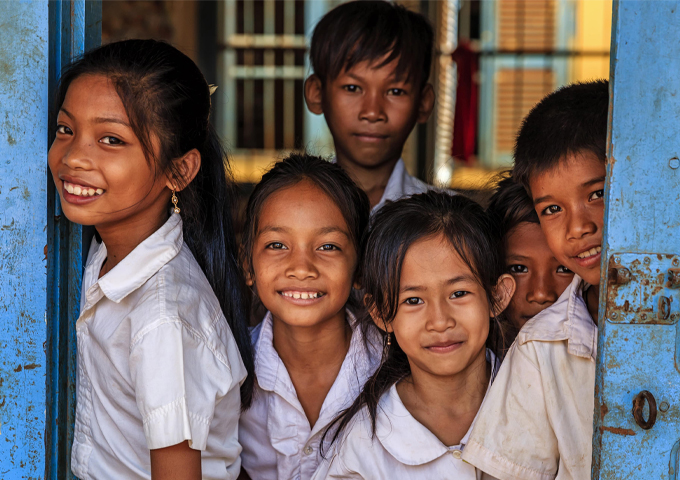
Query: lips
425 340 464 353
353 132 388 143
572 245 602 269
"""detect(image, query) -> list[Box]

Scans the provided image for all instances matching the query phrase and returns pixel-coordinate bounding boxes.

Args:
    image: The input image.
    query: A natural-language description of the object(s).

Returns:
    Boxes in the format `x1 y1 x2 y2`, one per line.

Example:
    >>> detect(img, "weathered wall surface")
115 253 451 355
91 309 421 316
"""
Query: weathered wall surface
0 1 49 478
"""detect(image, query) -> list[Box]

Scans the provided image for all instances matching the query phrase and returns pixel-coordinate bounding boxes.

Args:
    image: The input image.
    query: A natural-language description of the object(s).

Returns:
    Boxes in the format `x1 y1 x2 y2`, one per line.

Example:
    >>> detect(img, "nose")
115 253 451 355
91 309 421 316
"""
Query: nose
359 90 386 123
57 136 95 171
425 297 456 332
566 208 597 240
526 270 559 305
285 247 319 281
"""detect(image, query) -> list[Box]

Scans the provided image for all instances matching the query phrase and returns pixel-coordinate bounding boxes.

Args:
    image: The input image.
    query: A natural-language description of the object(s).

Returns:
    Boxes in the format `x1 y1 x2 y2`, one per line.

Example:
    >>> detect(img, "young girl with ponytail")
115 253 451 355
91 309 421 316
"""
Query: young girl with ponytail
48 39 253 480
314 192 515 479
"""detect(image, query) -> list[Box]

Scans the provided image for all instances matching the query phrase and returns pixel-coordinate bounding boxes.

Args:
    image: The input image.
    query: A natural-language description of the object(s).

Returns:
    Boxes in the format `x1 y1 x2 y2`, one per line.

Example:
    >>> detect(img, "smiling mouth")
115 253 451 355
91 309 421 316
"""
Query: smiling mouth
576 246 602 259
63 181 104 197
426 341 464 353
279 290 325 300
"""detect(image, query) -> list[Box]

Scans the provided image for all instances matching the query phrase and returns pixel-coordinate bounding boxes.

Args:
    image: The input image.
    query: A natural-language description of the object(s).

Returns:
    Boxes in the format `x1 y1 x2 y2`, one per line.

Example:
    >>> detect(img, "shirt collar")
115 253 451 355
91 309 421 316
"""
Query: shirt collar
88 213 184 304
375 349 499 465
517 274 598 360
329 157 407 213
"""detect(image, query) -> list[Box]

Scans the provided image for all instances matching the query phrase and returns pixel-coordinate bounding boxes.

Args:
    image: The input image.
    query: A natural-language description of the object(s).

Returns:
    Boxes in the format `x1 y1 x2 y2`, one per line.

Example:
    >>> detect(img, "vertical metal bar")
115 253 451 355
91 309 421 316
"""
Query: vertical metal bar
283 0 295 149
45 1 100 478
263 0 276 150
243 0 254 147
433 0 458 186
0 1 48 478
219 0 238 147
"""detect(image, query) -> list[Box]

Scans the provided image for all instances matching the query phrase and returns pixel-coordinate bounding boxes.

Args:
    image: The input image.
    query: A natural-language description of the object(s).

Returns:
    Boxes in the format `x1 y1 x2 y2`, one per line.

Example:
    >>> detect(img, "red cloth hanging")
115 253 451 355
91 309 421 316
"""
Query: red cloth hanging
451 42 479 164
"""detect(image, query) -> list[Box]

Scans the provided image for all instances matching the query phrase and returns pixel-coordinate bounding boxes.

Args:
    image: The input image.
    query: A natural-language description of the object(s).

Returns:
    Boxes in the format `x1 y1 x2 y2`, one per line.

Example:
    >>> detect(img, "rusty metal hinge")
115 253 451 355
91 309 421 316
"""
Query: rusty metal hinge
606 253 680 324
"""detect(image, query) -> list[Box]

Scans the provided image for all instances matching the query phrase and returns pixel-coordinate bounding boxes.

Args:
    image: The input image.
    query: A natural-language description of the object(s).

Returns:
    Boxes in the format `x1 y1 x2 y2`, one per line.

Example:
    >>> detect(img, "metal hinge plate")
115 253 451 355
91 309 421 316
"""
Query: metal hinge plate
606 253 680 324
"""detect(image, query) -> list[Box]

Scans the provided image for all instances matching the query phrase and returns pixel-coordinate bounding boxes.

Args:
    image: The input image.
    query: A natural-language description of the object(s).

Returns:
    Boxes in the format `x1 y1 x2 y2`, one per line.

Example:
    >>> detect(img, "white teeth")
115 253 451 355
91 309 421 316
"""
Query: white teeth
282 291 321 299
64 182 104 197
578 246 602 259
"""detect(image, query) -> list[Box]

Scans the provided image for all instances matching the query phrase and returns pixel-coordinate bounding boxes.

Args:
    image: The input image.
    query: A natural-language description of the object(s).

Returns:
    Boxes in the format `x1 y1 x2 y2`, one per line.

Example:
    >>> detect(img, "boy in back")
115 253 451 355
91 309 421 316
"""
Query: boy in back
463 80 609 480
304 0 436 211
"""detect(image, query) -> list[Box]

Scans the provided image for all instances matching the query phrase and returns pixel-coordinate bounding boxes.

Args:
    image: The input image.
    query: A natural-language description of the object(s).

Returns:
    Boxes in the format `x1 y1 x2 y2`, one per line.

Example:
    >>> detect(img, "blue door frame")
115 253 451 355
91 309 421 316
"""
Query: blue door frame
593 1 680 477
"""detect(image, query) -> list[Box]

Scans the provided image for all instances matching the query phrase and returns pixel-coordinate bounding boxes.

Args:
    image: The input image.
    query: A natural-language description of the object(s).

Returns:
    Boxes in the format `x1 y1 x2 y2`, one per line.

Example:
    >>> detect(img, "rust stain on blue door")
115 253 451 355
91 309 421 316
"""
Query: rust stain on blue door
0 1 49 478
593 1 680 478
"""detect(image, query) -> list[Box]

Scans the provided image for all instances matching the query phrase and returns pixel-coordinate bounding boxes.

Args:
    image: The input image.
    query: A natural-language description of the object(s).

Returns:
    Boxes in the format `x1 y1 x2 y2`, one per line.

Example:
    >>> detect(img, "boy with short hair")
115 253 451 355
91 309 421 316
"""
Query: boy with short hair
462 80 609 480
304 0 436 211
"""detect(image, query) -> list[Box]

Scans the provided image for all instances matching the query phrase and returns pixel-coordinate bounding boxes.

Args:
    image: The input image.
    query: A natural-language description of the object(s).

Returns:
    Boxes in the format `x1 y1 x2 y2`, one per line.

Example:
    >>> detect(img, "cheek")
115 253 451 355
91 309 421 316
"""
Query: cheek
540 223 569 263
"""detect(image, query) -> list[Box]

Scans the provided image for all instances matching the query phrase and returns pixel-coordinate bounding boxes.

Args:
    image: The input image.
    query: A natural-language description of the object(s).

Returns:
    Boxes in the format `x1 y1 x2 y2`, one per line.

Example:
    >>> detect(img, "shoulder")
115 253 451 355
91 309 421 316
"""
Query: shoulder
330 408 379 465
402 170 434 196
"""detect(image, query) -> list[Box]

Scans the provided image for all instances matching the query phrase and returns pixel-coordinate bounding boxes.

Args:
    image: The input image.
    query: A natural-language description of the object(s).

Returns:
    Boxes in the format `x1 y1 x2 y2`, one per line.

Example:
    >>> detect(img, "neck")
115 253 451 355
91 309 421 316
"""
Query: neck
272 309 352 372
96 206 170 278
400 347 490 419
335 153 400 209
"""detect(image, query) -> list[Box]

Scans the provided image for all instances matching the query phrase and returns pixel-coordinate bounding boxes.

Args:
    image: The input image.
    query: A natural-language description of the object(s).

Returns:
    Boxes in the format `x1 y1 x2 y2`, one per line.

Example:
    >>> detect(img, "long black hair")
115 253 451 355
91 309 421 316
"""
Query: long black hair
322 191 511 451
53 39 255 408
241 153 371 301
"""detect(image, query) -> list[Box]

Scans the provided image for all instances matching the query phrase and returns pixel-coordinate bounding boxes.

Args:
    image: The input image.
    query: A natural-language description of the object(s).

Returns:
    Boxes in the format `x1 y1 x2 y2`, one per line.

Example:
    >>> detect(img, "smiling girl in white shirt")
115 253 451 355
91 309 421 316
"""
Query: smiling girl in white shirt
314 192 515 480
238 154 381 480
48 40 253 480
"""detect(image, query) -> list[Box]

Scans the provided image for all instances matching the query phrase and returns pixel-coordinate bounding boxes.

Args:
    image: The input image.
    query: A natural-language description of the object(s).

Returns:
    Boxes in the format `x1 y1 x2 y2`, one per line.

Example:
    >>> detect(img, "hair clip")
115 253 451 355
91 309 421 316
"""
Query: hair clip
209 84 218 96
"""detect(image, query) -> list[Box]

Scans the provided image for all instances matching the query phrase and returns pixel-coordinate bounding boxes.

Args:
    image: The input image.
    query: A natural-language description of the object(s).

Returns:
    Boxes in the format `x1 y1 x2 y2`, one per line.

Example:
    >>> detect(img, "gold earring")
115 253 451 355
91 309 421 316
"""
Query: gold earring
387 333 391 346
171 190 180 214
383 332 391 358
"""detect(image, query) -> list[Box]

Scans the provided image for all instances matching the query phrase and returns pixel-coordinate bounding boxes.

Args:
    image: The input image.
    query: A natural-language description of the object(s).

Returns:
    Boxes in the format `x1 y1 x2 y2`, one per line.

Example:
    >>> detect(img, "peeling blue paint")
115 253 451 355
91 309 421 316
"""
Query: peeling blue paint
593 1 680 478
0 1 49 478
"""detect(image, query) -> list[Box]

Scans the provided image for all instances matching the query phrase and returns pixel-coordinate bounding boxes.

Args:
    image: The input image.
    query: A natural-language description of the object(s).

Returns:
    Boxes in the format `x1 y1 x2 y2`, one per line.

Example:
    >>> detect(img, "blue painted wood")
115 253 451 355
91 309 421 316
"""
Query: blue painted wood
0 2 49 477
45 1 100 479
593 1 680 478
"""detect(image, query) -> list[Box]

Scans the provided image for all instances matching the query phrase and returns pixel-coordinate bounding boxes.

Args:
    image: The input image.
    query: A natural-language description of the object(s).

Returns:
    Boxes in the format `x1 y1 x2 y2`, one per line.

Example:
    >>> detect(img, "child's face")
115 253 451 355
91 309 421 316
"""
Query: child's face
307 56 434 169
505 222 575 329
250 180 358 328
48 74 171 229
530 151 606 286
384 234 512 379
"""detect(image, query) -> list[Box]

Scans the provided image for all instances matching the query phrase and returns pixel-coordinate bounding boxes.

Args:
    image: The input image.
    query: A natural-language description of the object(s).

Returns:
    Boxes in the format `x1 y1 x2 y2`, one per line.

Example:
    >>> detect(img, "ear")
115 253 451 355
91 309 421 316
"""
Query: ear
491 274 516 317
364 294 394 333
416 83 435 124
304 75 324 115
166 148 201 191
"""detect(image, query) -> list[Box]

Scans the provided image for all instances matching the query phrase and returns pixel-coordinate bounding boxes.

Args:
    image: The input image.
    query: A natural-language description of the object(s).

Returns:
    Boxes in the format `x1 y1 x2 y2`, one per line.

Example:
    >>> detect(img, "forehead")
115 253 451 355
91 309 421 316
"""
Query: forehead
338 54 412 83
506 222 554 259
62 74 126 117
257 180 350 234
401 234 472 281
529 150 606 200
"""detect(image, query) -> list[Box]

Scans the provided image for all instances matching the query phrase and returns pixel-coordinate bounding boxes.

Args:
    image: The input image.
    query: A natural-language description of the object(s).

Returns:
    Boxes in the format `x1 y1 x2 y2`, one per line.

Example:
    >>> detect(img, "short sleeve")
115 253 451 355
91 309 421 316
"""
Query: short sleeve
129 318 236 451
462 342 559 480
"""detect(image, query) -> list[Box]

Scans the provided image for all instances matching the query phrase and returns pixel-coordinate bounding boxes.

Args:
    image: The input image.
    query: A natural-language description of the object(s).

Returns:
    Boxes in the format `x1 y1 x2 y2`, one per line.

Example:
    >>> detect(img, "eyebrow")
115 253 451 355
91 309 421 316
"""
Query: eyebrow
534 175 606 205
506 254 529 261
60 108 131 128
400 274 476 293
258 225 350 239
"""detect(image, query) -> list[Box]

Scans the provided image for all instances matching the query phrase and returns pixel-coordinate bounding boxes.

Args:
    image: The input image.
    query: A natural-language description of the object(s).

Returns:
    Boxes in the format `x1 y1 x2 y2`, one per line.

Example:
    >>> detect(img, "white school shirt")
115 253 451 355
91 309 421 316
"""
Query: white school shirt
70 213 247 480
239 310 382 480
331 157 433 212
313 349 501 480
462 275 597 480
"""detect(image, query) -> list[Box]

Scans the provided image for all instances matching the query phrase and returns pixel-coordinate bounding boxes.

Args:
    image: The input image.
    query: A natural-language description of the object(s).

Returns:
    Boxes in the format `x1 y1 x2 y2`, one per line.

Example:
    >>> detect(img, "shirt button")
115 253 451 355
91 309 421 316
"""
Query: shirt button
452 450 462 459
304 445 314 455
